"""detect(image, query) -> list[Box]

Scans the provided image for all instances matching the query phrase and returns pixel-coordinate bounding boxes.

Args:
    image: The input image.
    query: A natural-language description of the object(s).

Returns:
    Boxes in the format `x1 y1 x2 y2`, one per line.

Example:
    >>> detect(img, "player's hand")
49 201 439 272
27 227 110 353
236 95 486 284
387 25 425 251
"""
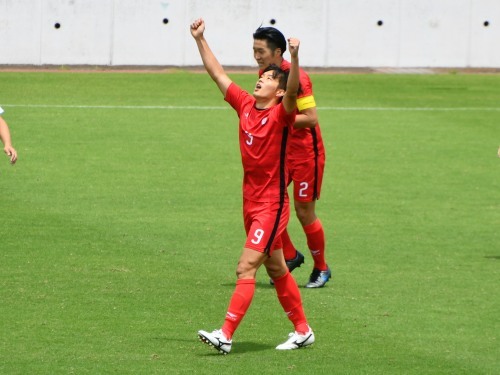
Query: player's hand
288 38 300 58
190 18 205 39
4 145 17 164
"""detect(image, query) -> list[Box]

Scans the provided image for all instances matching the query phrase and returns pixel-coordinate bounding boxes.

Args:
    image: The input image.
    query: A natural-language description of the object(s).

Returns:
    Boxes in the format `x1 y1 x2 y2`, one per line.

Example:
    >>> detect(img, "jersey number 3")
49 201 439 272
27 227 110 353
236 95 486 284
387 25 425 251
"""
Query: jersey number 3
244 130 253 146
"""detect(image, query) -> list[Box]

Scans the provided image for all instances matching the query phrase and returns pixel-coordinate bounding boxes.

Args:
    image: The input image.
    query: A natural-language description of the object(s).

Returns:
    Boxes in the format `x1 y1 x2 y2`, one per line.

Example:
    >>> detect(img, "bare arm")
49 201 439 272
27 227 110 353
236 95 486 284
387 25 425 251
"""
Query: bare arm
282 38 300 114
190 18 232 97
294 107 318 128
0 116 17 164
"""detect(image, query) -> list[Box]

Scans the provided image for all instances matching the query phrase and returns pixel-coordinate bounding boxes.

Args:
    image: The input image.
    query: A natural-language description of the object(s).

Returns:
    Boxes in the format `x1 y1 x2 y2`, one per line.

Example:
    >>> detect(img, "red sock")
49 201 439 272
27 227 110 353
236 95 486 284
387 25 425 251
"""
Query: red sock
273 271 309 334
281 229 297 261
221 279 256 339
304 219 328 271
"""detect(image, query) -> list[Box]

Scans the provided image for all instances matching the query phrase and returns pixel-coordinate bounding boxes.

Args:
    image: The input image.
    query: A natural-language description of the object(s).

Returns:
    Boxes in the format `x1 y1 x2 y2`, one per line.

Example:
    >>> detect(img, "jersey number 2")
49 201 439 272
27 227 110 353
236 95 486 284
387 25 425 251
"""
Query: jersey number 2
299 182 309 197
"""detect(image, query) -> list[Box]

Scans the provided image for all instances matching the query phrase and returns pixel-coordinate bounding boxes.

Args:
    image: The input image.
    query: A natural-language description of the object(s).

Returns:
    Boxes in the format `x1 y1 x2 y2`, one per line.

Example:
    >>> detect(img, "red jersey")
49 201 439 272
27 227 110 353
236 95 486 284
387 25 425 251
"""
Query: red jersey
260 60 325 161
225 83 296 202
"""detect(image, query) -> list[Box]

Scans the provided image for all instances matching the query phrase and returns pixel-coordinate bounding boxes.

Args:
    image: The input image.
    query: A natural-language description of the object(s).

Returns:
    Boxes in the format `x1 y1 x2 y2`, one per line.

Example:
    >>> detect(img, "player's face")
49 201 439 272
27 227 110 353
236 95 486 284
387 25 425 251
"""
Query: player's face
253 39 281 69
253 70 283 100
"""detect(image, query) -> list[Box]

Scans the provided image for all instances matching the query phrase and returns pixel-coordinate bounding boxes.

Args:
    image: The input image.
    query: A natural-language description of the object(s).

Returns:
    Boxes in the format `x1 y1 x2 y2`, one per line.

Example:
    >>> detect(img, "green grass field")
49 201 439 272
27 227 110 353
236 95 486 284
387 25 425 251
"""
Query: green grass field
0 70 499 374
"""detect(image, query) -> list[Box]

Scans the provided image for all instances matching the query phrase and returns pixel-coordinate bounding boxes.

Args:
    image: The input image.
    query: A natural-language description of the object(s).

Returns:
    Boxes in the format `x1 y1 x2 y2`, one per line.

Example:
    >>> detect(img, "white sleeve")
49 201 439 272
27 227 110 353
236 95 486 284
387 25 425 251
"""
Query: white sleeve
0 106 4 115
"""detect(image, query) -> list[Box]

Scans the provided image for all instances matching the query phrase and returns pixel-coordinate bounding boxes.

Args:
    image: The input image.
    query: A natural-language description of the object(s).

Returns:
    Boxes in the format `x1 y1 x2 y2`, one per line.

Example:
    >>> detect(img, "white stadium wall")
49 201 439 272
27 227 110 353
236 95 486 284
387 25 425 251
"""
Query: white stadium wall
0 0 499 68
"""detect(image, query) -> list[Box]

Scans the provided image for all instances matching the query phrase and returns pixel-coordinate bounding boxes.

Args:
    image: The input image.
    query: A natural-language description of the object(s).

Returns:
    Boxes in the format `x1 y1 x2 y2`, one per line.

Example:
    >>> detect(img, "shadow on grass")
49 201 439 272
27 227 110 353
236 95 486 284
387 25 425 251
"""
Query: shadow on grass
152 336 272 355
233 341 273 353
219 282 276 289
484 255 500 260
196 341 272 356
220 282 331 289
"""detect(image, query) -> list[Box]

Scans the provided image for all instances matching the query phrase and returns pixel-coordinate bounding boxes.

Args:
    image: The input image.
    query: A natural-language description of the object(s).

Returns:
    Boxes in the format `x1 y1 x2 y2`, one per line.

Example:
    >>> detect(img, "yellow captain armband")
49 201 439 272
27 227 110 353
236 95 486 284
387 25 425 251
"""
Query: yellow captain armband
296 95 316 111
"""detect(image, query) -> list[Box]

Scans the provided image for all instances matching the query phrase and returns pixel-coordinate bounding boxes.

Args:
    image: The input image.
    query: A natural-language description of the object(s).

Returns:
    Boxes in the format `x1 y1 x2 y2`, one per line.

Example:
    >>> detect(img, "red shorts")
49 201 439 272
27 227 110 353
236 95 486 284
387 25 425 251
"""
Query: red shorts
288 153 325 202
243 199 290 254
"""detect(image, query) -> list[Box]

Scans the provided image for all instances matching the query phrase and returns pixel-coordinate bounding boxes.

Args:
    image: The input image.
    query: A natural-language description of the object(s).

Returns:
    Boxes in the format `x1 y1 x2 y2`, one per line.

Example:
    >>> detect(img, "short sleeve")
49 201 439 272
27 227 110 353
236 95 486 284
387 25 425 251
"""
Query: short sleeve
274 103 296 128
225 82 252 115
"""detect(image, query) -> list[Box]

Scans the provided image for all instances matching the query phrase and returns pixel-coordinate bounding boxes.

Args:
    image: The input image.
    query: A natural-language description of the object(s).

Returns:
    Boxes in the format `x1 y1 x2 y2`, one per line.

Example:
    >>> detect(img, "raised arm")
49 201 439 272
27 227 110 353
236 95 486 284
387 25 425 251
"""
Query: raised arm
190 18 232 97
282 38 300 113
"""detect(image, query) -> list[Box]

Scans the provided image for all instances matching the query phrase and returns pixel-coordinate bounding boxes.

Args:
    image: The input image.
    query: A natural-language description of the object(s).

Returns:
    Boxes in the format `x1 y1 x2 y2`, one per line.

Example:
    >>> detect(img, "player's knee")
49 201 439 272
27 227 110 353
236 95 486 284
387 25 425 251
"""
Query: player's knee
265 263 287 280
236 260 257 279
295 207 315 225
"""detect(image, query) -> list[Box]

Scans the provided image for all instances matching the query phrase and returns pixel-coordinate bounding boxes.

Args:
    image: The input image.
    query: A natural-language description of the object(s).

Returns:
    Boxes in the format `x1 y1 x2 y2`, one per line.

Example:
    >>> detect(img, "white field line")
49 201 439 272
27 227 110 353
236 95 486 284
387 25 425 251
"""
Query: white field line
319 107 500 111
1 104 500 111
0 104 228 110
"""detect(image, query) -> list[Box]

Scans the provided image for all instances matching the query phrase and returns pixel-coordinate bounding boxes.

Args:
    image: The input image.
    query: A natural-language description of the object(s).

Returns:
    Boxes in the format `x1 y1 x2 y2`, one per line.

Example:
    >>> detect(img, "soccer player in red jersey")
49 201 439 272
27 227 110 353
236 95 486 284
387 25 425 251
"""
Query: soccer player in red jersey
190 18 314 354
253 27 331 288
0 107 18 165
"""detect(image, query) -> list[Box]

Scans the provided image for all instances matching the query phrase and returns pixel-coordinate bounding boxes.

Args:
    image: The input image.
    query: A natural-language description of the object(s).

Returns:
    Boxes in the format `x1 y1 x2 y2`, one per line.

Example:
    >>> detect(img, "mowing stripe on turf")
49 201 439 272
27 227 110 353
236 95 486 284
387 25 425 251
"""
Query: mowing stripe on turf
1 104 500 111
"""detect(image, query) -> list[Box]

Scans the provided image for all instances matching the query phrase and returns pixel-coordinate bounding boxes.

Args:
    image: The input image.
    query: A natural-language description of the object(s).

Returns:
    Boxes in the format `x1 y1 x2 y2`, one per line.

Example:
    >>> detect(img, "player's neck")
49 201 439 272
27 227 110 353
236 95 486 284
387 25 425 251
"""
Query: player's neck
255 97 278 110
272 57 284 66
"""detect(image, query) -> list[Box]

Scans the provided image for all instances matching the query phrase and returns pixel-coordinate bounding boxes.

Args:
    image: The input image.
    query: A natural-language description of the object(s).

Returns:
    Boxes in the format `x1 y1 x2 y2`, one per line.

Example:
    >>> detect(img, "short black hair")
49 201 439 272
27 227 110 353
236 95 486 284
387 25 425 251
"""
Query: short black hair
253 27 286 55
262 64 288 91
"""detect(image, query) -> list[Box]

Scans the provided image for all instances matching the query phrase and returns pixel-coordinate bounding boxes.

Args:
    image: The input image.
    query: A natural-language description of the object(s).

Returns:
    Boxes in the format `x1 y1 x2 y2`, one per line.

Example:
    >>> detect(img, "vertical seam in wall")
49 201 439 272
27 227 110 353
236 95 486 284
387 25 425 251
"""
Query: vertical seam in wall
182 1 187 66
109 0 115 66
466 0 473 67
324 0 329 67
397 0 402 67
39 0 44 65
